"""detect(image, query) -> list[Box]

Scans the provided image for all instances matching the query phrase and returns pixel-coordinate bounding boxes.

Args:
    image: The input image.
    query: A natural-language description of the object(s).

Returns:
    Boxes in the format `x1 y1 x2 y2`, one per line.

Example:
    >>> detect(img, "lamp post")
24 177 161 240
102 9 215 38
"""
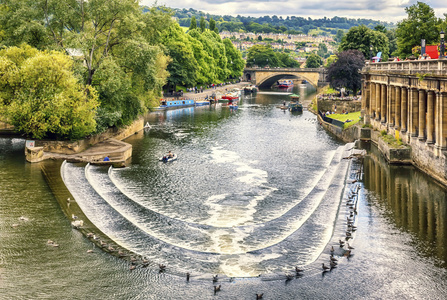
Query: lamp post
441 30 445 59
370 45 373 61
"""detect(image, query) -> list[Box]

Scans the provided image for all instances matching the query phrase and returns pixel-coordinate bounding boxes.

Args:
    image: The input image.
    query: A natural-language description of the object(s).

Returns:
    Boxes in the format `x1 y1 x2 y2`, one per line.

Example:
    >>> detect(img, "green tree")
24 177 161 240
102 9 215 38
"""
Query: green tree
163 23 198 89
189 16 197 30
223 38 244 78
276 52 300 68
339 25 389 61
199 16 206 32
0 45 98 139
335 29 344 43
396 2 441 58
305 53 322 68
325 54 337 68
247 44 279 67
209 18 216 32
327 50 365 94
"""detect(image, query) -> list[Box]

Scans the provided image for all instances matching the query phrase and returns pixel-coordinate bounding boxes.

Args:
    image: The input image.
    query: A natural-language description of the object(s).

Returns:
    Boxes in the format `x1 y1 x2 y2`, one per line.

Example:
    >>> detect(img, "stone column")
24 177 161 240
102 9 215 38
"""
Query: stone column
381 84 387 123
389 85 395 126
376 83 381 120
426 91 435 144
435 92 447 150
418 89 426 140
371 83 376 118
395 86 401 129
401 87 407 132
409 88 419 137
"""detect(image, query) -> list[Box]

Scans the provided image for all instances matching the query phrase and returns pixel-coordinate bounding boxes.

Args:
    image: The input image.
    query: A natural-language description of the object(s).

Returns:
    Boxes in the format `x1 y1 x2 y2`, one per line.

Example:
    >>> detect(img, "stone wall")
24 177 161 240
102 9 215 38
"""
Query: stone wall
317 99 362 114
34 117 144 154
317 115 360 143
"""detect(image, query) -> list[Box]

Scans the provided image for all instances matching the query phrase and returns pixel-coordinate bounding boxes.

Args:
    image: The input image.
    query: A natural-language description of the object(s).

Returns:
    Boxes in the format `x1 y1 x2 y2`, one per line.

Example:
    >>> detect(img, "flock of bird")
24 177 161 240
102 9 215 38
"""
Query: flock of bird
322 180 360 273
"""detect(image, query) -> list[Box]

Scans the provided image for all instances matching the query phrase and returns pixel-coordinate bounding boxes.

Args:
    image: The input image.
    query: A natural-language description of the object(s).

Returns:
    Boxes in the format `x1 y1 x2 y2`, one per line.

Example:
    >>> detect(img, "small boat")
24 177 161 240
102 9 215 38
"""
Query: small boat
277 80 293 89
195 100 210 106
159 153 177 162
243 85 258 94
288 94 303 112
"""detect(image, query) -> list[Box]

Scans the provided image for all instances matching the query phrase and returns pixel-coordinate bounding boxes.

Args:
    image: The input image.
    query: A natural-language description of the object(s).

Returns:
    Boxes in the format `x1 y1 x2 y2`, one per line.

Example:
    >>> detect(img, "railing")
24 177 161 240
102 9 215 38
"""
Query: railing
364 59 447 75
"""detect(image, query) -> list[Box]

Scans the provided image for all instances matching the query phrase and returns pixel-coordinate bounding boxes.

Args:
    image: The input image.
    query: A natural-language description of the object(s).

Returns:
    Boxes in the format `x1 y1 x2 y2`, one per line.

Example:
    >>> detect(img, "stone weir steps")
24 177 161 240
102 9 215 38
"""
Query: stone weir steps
42 142 365 279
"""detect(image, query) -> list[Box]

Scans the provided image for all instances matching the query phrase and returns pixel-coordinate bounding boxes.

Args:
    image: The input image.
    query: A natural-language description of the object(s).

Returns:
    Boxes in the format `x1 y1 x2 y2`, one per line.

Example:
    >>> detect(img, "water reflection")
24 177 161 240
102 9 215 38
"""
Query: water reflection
362 142 447 267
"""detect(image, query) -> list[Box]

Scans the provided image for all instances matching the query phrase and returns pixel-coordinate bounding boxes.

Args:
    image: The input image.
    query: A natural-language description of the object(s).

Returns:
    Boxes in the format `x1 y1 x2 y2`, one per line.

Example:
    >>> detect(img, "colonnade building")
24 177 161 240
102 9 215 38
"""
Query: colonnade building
361 60 447 184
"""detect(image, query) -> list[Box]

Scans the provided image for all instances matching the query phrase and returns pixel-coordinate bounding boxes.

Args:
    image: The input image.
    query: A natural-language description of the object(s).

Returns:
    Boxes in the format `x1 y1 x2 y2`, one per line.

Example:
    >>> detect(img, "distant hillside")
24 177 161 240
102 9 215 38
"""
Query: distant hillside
170 8 394 35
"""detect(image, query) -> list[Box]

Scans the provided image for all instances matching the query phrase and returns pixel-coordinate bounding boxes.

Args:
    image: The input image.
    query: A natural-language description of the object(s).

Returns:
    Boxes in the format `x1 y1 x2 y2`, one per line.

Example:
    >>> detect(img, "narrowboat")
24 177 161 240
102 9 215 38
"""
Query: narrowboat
155 99 195 110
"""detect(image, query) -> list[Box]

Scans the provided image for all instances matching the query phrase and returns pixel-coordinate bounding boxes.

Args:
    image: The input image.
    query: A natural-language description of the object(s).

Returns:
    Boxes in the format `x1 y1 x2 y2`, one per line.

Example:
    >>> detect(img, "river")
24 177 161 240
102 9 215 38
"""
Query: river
1 84 446 299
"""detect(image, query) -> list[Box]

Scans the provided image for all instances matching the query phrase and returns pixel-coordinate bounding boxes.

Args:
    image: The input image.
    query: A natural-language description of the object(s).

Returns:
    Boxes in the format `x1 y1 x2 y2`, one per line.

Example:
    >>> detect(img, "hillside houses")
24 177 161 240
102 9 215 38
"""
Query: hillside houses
221 31 335 54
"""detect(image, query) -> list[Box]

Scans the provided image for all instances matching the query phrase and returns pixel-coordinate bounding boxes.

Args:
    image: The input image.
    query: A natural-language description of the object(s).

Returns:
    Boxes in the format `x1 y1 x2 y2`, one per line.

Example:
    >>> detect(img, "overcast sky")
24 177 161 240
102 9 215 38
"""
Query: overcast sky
144 0 447 23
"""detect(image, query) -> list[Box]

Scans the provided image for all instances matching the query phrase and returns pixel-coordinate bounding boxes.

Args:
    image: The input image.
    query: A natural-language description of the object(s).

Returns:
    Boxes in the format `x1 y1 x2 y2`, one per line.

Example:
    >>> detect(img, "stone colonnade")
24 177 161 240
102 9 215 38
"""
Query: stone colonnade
362 74 447 153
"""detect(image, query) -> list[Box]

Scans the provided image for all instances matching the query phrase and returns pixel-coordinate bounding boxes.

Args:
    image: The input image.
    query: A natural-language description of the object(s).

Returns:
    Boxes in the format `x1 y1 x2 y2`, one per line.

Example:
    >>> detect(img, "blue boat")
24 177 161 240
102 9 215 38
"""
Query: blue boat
155 99 195 110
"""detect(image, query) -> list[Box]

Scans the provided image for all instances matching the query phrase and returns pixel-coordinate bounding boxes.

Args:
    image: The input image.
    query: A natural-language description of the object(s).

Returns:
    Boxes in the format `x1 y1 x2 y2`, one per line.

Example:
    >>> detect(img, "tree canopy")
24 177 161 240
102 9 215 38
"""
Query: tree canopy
339 25 389 61
0 2 244 139
0 45 98 139
305 53 323 68
327 50 365 94
396 1 441 58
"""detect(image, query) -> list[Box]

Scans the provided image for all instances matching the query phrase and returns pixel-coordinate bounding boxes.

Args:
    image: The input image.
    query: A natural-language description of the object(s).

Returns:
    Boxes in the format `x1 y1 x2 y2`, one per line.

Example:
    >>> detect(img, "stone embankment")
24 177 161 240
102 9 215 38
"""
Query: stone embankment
25 117 144 165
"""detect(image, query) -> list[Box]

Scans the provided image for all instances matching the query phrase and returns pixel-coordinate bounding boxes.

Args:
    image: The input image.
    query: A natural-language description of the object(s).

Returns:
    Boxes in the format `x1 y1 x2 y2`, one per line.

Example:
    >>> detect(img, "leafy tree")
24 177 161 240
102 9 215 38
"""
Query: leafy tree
327 50 365 94
209 18 216 32
246 44 279 67
199 16 206 32
339 25 389 61
0 45 98 139
276 52 300 68
163 23 198 89
305 53 322 68
223 38 244 78
189 16 197 30
396 2 441 58
325 54 338 67
334 29 345 43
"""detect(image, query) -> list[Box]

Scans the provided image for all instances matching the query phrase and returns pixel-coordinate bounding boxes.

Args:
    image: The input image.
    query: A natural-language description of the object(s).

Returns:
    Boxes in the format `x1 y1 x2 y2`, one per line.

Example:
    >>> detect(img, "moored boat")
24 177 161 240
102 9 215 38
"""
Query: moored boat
277 80 293 88
288 94 303 112
195 100 210 106
155 99 195 111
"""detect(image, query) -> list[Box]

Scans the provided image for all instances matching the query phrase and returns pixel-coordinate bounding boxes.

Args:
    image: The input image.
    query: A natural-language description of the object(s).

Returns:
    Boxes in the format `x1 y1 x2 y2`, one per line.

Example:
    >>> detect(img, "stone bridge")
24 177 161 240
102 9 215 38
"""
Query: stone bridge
243 67 328 88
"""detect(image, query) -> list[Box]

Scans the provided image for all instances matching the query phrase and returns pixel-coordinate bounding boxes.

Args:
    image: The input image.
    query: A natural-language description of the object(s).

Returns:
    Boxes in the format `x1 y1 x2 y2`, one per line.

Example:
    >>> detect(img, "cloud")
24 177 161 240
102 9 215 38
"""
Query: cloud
145 0 447 23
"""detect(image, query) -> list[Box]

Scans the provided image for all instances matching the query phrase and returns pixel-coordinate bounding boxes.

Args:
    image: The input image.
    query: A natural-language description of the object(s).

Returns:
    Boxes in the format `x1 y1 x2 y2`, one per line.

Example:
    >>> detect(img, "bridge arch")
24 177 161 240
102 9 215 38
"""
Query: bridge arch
257 73 317 89
243 68 325 89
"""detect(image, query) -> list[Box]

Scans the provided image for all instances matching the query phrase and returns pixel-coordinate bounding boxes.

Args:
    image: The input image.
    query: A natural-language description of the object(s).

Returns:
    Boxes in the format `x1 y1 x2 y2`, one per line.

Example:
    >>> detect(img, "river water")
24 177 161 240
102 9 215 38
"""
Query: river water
1 85 446 299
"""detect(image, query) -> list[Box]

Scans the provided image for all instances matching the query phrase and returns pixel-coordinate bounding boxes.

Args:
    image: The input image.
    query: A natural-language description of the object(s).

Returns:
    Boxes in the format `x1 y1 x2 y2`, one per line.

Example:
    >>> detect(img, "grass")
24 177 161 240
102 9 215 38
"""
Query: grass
380 131 407 148
326 111 361 129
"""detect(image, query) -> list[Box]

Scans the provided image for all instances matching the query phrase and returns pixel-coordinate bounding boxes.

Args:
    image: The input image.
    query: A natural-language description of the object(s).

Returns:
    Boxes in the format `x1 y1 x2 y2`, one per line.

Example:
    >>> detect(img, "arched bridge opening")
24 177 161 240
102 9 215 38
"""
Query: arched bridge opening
258 74 304 89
